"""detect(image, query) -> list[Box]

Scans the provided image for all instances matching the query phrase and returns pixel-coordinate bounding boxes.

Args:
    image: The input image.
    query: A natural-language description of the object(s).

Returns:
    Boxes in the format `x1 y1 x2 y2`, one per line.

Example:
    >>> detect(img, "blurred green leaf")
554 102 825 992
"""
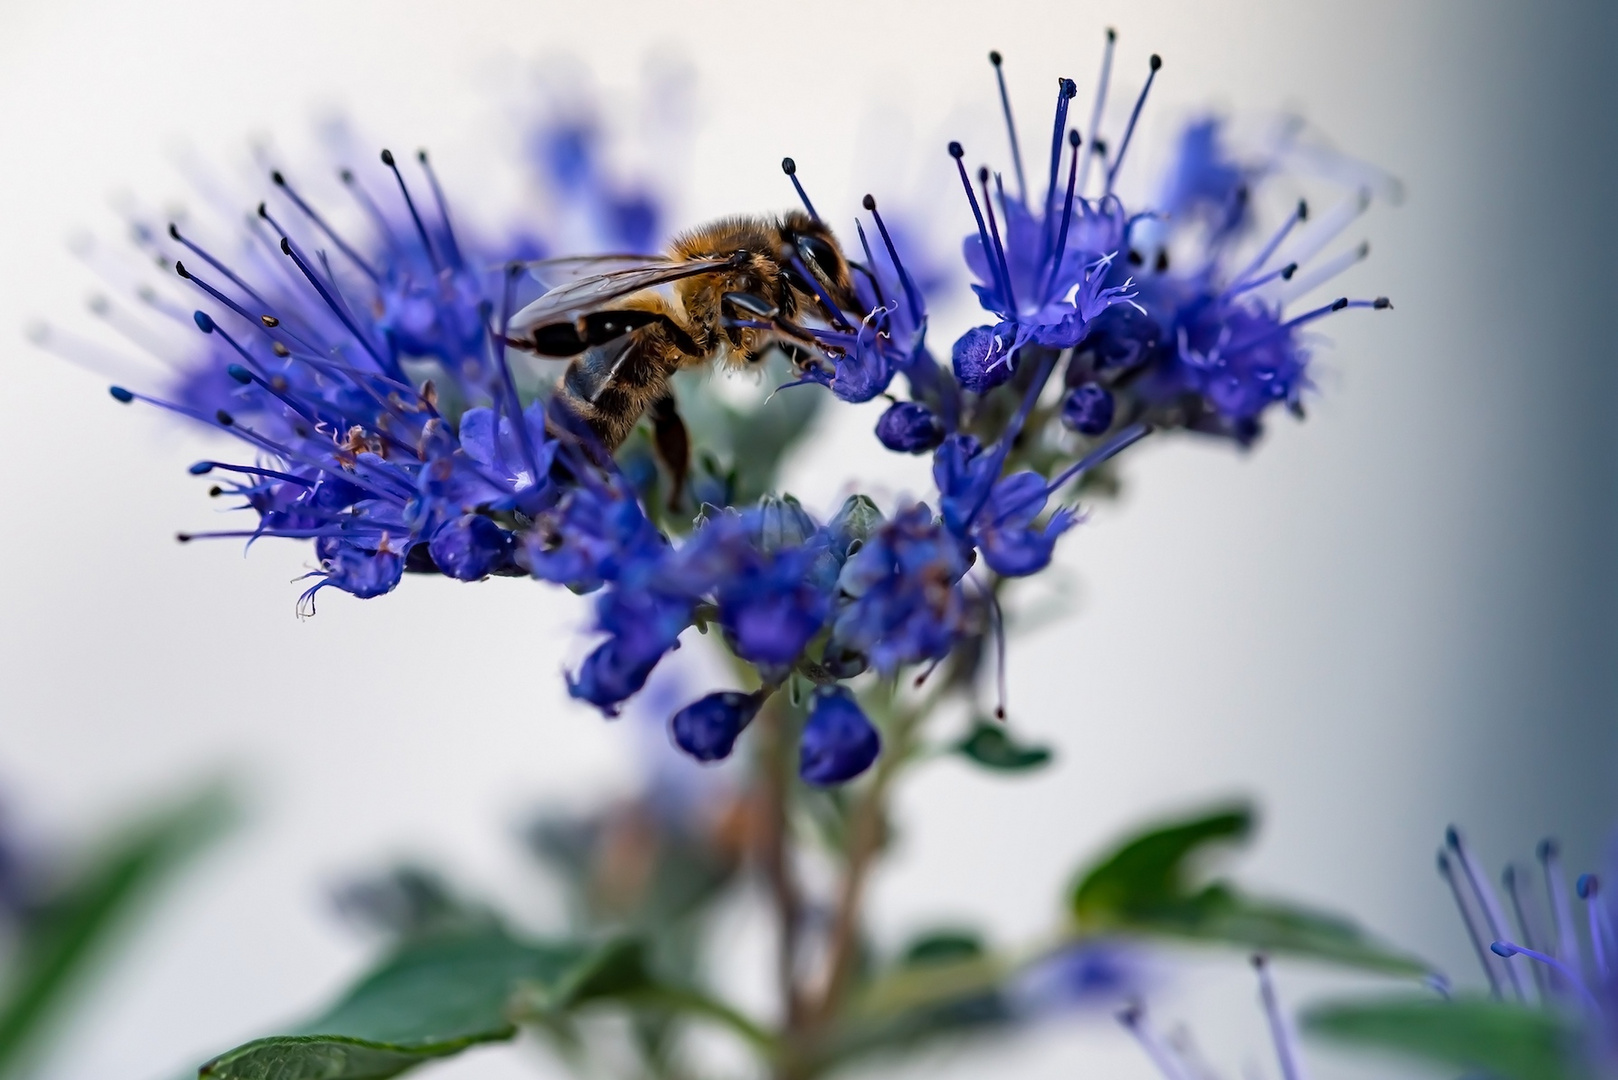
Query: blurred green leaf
200 927 640 1080
1304 995 1585 1080
953 723 1053 772
0 783 233 1079
1069 803 1427 975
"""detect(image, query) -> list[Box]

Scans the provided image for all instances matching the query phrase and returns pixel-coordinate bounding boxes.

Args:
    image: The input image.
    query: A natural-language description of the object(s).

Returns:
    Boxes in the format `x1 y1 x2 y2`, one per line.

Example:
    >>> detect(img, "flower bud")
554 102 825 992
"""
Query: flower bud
951 325 1013 394
428 514 514 581
1061 383 1115 436
799 688 881 785
875 401 945 453
670 691 762 762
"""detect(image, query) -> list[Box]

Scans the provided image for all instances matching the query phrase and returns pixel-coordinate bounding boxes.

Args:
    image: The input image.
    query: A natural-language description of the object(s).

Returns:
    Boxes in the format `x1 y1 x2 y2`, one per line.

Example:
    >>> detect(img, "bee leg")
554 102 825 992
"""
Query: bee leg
777 341 821 374
649 393 691 512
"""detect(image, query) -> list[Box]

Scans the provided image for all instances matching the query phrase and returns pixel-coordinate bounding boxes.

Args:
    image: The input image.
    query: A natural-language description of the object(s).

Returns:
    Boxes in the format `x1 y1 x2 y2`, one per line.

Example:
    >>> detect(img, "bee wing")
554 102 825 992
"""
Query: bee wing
507 258 739 338
519 253 669 289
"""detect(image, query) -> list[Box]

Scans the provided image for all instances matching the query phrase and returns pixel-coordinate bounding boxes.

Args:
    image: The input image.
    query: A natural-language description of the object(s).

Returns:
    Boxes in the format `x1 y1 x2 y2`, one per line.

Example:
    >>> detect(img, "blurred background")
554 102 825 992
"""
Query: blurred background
1 1 1615 1078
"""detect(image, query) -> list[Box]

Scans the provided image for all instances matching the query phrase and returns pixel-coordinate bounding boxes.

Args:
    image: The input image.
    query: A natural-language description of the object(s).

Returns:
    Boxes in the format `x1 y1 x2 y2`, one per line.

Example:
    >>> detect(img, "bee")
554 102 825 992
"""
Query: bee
505 210 859 501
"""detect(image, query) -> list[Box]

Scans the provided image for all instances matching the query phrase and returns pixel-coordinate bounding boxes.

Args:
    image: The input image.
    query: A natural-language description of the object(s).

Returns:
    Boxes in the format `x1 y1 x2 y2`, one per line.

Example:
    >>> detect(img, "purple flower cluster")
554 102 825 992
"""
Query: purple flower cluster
69 39 1388 786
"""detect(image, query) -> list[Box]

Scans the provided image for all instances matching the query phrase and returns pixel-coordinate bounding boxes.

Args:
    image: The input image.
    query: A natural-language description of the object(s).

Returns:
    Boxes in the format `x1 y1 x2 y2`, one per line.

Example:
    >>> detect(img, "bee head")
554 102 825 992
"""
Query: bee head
777 212 857 319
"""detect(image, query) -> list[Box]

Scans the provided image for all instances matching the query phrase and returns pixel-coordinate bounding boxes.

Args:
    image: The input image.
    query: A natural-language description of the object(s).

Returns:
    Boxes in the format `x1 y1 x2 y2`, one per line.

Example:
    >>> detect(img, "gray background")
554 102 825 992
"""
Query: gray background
0 2 1614 1078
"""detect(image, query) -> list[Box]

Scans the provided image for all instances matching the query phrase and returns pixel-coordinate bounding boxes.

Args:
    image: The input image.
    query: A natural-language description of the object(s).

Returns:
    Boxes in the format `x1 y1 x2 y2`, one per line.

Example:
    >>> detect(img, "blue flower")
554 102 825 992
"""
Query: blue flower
798 688 881 785
670 691 763 763
831 504 972 675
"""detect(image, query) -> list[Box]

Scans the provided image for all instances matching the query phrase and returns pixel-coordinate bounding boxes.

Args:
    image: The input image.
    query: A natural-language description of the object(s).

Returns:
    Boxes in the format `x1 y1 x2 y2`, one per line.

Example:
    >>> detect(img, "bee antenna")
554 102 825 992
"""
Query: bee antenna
781 156 820 221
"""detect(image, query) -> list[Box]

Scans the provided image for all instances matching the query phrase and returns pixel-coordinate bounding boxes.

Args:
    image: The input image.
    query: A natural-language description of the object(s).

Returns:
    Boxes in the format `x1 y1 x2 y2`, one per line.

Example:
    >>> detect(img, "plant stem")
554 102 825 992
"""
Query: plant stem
755 696 806 1033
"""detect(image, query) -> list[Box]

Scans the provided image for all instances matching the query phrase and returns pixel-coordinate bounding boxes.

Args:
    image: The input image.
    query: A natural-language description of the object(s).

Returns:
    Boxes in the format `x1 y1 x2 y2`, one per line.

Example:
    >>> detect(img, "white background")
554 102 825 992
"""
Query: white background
1 2 1615 1079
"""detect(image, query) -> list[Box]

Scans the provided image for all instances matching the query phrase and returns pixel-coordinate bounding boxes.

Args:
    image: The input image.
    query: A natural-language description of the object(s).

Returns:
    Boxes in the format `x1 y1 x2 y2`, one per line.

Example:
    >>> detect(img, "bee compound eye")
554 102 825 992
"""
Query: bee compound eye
795 233 842 280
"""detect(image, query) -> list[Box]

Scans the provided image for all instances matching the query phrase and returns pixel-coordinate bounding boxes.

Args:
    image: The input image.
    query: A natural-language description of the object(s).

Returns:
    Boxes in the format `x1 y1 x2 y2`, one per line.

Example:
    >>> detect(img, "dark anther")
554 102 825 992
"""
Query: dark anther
948 141 964 159
167 223 181 240
1106 27 1117 41
260 314 279 327
109 386 134 403
1298 199 1309 221
862 193 877 211
207 486 223 498
271 170 286 186
380 149 396 166
1068 129 1082 147
176 533 193 543
977 165 990 183
215 409 235 426
257 202 269 219
781 157 797 175
193 311 215 333
1149 54 1162 70
174 260 190 279
339 168 354 183
989 50 1003 66
1281 262 1298 279
1330 297 1349 311
1060 77 1077 98
1093 138 1109 157
279 237 293 255
416 149 429 163
1373 296 1393 309
226 364 252 384
189 461 214 475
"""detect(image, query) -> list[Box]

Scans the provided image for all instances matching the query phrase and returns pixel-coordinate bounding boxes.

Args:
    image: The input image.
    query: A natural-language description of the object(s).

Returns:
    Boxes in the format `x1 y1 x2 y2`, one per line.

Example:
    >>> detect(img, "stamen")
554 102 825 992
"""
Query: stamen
1540 840 1584 981
224 361 326 428
414 150 464 269
1077 28 1117 197
1105 54 1162 196
1502 865 1551 999
1490 942 1599 1014
167 224 277 312
1278 242 1370 304
174 259 272 336
1041 129 1083 303
976 576 1008 720
1230 201 1308 291
1577 875 1609 979
988 52 1028 204
852 220 890 310
176 527 384 543
278 235 399 378
1279 189 1372 271
490 263 542 486
188 461 315 487
780 158 820 221
861 195 923 327
978 166 1019 313
1042 78 1078 256
1447 827 1532 1001
1252 957 1304 1080
339 167 405 255
949 143 1014 315
1117 1004 1197 1080
1438 851 1504 996
1023 421 1152 516
379 149 442 271
1224 261 1297 300
270 171 381 282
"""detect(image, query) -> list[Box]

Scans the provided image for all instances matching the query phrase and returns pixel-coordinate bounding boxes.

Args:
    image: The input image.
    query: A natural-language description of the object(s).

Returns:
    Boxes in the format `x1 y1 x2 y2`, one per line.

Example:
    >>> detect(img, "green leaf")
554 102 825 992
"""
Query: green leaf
953 722 1053 772
1069 803 1427 975
1304 995 1586 1080
200 928 640 1080
0 784 234 1079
